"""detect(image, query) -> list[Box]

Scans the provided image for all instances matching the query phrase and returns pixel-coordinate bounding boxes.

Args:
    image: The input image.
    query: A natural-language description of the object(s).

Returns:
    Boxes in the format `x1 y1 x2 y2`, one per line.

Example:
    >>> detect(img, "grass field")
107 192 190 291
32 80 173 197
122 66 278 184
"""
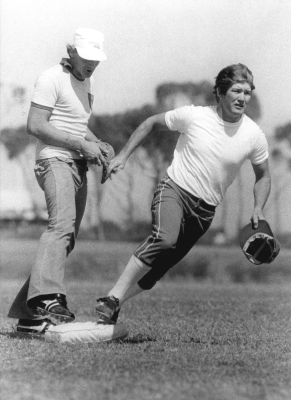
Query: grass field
1 240 291 400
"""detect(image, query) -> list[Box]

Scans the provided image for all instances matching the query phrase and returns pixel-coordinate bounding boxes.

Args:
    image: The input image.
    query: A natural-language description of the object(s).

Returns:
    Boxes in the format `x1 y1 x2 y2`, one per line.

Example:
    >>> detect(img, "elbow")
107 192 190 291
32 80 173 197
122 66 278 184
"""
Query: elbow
143 117 155 131
27 119 41 139
143 115 161 133
26 123 34 137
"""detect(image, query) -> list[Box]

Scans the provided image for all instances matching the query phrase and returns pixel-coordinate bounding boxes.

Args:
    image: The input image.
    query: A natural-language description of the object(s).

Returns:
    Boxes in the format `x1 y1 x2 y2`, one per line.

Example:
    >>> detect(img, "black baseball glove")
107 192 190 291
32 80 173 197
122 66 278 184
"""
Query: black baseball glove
96 141 115 183
240 220 280 265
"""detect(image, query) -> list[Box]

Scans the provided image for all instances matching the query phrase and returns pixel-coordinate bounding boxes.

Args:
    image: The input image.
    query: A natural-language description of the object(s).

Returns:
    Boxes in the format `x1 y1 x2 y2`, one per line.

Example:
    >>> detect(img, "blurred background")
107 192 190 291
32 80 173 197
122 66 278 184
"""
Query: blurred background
1 0 291 246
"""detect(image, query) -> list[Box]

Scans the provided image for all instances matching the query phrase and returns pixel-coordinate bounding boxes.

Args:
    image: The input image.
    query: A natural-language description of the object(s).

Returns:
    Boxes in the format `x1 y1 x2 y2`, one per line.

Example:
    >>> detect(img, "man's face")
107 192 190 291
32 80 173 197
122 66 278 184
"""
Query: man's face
219 82 252 122
71 51 100 80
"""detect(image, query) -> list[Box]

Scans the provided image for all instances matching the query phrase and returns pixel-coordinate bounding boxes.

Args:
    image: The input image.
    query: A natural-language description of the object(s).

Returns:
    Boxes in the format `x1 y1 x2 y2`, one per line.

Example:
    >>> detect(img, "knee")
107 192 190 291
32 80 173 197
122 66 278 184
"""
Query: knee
158 234 177 251
45 221 75 245
138 264 169 290
47 217 75 235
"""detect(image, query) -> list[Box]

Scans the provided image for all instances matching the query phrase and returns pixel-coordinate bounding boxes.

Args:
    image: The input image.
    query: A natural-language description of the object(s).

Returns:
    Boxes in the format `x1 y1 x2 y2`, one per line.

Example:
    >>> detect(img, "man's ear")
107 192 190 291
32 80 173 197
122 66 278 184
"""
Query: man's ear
68 47 78 59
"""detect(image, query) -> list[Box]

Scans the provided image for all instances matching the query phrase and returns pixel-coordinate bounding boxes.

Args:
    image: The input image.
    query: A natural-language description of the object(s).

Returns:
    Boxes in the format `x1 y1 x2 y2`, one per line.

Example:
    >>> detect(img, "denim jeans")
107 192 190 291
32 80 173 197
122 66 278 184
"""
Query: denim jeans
8 157 87 319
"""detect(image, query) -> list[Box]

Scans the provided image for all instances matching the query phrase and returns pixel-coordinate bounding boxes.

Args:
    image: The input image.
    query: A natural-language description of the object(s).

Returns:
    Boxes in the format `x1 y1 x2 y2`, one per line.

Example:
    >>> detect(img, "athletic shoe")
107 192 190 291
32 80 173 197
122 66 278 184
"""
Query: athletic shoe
97 308 120 325
96 296 120 324
16 318 55 336
27 294 75 322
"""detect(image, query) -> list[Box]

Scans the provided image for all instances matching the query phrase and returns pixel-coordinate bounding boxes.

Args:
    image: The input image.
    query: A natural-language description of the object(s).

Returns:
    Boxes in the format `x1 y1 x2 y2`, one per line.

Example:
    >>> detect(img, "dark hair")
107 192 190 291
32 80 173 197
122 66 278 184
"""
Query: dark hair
213 63 255 102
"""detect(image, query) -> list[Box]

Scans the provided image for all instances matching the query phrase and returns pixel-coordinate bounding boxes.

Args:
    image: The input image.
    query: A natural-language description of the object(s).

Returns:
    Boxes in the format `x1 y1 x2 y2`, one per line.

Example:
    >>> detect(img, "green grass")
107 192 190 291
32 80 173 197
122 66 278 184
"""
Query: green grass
1 239 291 399
1 279 291 400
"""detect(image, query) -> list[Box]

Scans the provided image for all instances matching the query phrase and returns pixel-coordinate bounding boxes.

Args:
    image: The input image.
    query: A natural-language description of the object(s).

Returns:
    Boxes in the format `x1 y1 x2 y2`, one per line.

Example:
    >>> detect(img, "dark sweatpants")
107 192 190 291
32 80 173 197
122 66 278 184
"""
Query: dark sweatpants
135 175 216 289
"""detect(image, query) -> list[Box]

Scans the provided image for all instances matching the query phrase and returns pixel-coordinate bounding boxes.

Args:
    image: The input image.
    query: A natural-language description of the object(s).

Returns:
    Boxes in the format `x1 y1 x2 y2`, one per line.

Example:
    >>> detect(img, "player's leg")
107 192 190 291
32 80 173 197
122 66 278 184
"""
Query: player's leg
8 159 87 332
27 159 88 321
173 204 215 264
138 185 215 290
108 256 151 303
96 255 150 323
7 277 42 319
9 158 76 324
27 159 77 300
96 175 184 322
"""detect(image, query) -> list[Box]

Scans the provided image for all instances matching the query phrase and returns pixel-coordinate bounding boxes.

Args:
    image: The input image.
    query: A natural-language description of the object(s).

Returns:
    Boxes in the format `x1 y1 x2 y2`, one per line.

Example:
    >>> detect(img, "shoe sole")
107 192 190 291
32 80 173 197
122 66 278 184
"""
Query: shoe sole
36 307 75 322
97 317 115 325
96 309 110 317
15 329 46 337
13 327 49 339
14 331 46 340
96 306 116 318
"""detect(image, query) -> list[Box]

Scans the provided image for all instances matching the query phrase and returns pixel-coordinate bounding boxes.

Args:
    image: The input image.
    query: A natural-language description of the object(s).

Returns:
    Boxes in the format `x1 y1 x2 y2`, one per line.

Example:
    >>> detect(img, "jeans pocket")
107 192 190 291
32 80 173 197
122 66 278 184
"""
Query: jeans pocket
34 160 50 177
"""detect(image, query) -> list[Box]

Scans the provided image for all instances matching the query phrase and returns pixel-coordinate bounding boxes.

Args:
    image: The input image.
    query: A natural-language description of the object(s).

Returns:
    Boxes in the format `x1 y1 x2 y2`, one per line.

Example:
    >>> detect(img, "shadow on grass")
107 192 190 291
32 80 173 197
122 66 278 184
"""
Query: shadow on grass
0 331 45 341
122 334 157 344
0 331 157 345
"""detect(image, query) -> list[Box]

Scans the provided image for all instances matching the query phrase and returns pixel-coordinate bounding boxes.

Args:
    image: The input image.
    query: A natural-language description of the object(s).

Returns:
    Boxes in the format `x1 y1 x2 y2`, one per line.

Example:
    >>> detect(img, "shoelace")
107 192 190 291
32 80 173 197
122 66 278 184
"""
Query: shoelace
55 295 68 308
97 296 119 308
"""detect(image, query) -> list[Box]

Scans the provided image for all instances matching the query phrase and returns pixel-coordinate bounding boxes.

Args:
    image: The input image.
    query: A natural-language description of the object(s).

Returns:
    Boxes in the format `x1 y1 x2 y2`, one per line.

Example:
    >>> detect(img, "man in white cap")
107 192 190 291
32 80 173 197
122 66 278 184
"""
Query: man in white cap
8 28 110 335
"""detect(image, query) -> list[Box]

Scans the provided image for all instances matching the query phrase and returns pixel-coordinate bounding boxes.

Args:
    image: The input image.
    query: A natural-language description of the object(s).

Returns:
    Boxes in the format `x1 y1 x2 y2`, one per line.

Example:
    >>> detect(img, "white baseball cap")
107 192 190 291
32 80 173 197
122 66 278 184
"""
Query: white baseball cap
73 28 107 61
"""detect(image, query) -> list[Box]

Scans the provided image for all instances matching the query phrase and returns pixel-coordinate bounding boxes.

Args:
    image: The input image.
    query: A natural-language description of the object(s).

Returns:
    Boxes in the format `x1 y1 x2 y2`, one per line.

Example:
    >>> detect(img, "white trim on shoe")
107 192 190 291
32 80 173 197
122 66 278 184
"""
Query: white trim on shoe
15 319 55 336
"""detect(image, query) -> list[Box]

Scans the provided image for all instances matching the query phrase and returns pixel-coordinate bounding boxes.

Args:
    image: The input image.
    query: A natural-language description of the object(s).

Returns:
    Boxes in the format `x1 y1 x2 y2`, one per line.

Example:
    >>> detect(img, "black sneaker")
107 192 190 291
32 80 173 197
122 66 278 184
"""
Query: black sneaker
16 318 55 336
27 294 75 322
96 296 120 325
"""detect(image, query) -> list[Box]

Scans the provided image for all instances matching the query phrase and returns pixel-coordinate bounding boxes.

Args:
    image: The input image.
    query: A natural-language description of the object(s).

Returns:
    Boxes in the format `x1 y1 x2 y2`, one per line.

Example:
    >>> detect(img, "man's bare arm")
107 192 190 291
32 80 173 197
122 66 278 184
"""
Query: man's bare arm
251 159 271 228
27 105 104 165
106 113 168 177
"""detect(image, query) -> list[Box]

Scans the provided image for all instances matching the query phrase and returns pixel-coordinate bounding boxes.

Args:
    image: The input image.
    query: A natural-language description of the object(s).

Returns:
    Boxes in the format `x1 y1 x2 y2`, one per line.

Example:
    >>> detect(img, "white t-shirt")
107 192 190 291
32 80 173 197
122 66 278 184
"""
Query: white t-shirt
31 61 94 160
165 105 269 206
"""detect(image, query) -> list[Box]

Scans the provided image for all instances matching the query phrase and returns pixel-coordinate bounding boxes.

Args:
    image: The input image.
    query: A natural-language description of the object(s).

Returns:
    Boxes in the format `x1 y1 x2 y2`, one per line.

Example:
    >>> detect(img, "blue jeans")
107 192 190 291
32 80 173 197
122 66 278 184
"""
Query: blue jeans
8 157 87 319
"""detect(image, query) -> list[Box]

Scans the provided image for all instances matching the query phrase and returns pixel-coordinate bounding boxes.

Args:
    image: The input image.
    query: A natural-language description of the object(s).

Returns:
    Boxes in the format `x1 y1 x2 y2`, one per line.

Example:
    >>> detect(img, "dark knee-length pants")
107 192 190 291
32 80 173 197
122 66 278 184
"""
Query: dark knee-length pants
134 175 216 290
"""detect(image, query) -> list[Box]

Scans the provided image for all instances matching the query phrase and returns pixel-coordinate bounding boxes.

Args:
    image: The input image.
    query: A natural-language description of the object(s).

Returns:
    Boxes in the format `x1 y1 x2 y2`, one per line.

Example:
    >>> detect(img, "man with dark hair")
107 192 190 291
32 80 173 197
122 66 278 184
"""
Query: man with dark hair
95 63 271 325
8 28 112 335
213 63 255 101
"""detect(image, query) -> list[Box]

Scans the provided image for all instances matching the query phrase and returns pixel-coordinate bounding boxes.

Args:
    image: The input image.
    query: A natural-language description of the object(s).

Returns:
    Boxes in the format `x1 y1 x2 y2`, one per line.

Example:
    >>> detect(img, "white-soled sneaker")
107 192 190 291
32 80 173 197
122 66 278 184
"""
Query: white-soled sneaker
27 294 75 322
16 318 55 336
96 296 120 324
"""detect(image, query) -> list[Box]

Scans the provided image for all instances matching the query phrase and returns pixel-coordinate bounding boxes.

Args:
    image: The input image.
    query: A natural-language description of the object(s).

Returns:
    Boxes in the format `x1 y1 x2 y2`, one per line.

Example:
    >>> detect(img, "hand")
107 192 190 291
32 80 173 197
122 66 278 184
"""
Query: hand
251 207 265 229
80 142 105 166
106 154 127 181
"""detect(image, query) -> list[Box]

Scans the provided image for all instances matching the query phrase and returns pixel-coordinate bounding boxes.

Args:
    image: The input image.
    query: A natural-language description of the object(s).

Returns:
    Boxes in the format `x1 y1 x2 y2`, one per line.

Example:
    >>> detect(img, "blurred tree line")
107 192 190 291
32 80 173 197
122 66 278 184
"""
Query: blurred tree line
1 80 291 242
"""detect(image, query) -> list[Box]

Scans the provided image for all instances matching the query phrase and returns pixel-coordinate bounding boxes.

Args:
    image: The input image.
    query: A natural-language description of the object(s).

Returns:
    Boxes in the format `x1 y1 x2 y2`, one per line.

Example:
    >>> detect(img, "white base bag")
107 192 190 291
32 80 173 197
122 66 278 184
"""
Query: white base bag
45 321 128 344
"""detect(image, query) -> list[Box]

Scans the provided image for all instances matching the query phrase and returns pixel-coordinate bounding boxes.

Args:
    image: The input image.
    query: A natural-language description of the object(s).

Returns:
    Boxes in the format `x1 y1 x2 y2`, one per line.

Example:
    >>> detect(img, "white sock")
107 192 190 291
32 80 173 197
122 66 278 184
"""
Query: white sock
118 284 145 307
108 255 151 303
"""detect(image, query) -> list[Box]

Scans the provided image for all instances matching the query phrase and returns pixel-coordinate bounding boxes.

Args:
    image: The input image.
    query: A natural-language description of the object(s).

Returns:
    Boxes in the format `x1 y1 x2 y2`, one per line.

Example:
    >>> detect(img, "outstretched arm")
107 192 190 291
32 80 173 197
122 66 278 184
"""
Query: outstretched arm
107 112 167 178
251 159 271 228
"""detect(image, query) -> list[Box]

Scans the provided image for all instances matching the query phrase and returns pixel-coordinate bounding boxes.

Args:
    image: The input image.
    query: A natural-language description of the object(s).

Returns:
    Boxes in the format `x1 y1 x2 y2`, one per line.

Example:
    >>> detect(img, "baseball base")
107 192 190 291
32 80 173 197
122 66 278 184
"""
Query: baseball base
45 321 128 344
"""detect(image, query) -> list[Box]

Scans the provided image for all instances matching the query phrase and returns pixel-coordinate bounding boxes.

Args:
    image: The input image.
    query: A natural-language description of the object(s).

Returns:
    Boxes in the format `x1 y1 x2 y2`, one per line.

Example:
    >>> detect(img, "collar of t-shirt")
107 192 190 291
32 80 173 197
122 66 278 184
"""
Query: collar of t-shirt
60 58 85 82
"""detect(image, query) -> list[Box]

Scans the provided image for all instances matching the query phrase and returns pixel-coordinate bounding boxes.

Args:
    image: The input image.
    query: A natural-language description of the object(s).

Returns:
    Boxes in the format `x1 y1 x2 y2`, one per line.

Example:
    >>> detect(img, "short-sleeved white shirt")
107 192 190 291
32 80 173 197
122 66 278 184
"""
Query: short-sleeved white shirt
165 105 269 206
31 61 94 160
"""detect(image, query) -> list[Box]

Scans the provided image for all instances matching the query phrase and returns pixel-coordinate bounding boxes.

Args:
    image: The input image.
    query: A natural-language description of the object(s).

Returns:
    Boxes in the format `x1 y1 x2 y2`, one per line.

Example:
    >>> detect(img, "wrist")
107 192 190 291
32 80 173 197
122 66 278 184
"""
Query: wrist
119 149 130 162
79 139 88 154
